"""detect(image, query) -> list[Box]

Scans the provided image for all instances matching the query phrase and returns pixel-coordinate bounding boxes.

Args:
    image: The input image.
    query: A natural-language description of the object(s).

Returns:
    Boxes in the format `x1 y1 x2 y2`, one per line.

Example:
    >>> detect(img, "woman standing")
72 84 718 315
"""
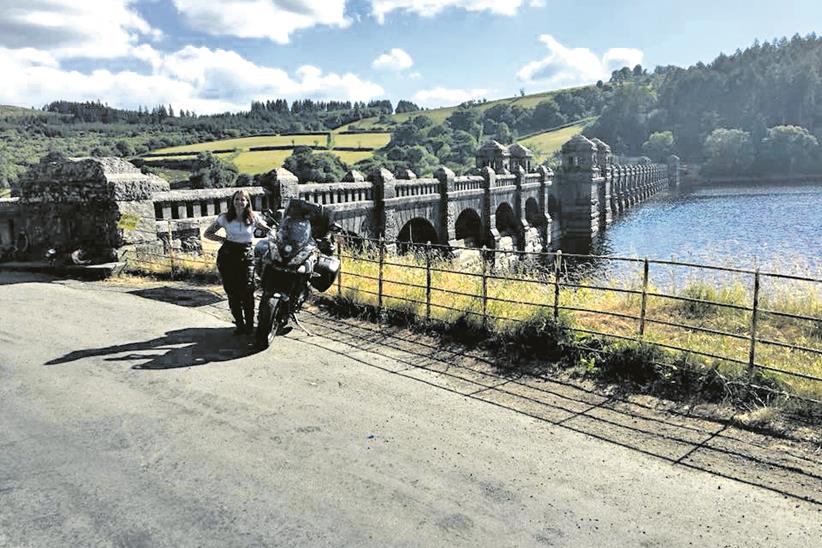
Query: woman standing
204 190 270 334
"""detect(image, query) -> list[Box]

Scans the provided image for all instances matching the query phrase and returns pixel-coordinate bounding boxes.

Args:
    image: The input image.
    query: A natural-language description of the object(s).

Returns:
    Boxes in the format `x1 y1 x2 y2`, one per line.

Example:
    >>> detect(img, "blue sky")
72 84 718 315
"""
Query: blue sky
1 0 819 113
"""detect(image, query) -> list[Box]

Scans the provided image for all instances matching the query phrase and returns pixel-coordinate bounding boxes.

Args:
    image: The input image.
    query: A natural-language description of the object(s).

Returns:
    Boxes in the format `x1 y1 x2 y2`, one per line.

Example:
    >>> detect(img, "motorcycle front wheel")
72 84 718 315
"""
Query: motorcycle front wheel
256 296 282 349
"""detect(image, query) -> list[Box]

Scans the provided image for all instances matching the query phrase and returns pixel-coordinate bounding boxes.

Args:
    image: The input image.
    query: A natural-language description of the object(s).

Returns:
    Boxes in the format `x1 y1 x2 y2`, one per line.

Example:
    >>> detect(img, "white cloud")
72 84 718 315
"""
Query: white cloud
372 48 414 71
171 0 349 44
517 34 643 87
370 0 525 23
602 48 644 72
0 0 158 59
413 86 488 107
0 45 385 114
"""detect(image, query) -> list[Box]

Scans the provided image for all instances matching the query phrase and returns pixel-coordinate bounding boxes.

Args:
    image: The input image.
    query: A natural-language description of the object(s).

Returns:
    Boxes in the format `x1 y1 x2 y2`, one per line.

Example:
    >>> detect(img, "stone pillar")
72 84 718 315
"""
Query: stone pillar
514 165 537 252
370 168 398 252
434 166 456 246
590 138 613 228
258 167 299 210
668 155 680 188
611 165 625 215
480 166 498 248
557 135 600 250
537 165 553 250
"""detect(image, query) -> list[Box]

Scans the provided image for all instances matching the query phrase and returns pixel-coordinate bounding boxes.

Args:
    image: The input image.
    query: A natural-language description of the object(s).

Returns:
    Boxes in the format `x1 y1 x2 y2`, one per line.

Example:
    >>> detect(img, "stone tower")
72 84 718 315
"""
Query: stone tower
557 135 601 250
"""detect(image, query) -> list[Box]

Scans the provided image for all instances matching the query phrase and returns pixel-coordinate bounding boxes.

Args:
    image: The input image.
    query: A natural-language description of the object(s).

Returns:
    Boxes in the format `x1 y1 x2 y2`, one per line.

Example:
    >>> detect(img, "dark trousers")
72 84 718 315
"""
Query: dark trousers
217 241 255 328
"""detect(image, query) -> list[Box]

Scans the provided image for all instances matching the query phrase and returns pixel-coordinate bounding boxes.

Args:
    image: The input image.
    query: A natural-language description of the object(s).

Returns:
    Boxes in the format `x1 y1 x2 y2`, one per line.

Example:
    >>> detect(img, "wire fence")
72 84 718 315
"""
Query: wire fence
118 229 822 404
332 235 822 405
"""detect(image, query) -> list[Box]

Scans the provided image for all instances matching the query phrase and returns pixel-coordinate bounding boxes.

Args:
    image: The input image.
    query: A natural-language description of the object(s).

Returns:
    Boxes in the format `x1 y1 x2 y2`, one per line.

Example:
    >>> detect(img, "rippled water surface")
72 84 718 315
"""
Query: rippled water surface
588 183 822 275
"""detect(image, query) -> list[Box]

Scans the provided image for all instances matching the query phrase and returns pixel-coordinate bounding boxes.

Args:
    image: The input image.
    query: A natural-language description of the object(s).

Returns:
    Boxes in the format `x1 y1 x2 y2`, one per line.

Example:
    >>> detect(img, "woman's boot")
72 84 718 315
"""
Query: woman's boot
228 296 245 335
242 295 255 335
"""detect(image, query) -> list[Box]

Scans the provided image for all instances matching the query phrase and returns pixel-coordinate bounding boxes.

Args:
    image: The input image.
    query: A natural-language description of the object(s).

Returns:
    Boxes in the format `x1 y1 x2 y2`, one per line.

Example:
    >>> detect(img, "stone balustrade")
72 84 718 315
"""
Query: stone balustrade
298 182 374 206
394 179 440 198
152 187 269 221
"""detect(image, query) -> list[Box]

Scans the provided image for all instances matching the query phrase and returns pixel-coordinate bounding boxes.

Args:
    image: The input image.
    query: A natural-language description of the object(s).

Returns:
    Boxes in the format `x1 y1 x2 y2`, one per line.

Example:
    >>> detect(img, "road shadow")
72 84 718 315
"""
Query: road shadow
129 286 224 308
44 327 257 370
0 270 56 285
296 310 822 506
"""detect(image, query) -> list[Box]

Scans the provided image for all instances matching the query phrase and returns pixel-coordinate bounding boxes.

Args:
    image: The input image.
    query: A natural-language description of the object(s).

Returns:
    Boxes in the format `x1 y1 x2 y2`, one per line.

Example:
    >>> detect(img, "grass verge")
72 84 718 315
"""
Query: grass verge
328 246 821 437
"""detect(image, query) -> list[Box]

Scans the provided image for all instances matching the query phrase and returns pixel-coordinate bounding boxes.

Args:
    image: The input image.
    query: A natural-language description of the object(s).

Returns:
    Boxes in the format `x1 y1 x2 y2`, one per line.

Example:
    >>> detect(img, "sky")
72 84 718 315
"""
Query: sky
1 0 820 114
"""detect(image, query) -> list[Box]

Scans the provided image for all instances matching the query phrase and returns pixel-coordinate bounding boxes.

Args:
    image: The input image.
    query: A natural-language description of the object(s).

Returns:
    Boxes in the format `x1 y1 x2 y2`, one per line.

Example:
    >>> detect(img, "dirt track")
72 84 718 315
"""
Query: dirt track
1 272 820 547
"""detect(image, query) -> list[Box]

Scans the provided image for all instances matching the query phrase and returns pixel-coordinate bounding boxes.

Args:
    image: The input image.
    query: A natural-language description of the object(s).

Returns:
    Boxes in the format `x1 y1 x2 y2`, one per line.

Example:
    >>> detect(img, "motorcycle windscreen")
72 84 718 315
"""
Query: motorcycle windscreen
277 217 312 258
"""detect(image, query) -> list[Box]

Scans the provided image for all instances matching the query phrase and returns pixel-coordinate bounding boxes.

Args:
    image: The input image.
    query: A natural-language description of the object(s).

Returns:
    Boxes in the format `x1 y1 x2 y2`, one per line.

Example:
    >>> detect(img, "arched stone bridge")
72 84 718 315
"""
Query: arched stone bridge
259 135 680 253
0 136 680 259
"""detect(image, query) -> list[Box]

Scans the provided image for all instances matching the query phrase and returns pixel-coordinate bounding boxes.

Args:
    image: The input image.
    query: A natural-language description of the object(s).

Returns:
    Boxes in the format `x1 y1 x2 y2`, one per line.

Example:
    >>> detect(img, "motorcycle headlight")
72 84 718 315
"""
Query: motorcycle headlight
284 244 293 255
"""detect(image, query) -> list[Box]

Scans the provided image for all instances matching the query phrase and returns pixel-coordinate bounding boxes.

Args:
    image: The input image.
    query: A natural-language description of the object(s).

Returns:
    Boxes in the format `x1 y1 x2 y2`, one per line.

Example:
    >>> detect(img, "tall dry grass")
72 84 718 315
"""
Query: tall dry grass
335 244 822 402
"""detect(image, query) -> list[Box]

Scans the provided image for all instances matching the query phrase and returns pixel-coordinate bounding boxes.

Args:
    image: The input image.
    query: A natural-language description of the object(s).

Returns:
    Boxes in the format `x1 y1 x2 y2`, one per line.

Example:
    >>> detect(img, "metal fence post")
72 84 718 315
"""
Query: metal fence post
481 247 488 329
425 242 432 321
553 250 562 322
336 234 344 298
377 236 385 314
639 258 650 337
748 268 761 371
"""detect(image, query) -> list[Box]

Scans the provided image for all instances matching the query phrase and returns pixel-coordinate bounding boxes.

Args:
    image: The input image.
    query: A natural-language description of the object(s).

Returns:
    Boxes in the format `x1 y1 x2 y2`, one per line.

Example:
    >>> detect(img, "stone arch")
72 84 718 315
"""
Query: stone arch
397 217 439 254
524 197 542 227
454 208 483 248
548 194 560 217
494 202 523 251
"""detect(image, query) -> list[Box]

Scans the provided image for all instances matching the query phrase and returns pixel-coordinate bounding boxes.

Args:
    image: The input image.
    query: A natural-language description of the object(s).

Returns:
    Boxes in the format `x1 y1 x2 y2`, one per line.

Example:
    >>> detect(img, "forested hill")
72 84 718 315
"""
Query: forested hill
587 33 822 174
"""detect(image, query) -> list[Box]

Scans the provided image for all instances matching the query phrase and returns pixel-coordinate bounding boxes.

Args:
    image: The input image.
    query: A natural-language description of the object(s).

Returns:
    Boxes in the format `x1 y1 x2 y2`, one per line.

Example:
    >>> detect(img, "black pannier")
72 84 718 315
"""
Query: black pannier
310 254 340 292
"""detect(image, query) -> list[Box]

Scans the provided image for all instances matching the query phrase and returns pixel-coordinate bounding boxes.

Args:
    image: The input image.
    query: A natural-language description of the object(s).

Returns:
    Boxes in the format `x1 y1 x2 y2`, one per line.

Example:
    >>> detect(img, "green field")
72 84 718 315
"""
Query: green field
145 129 391 175
331 132 391 148
338 86 593 131
154 134 327 154
142 148 374 175
520 121 592 163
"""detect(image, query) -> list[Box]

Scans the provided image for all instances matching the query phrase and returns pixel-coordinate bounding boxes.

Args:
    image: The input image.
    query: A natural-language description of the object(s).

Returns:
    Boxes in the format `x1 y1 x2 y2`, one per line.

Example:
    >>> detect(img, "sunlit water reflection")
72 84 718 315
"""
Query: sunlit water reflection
565 183 822 291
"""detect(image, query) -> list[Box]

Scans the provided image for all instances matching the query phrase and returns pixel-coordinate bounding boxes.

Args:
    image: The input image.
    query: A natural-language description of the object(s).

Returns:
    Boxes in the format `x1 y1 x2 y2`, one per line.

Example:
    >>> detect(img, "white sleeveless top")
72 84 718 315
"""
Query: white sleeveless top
216 212 260 244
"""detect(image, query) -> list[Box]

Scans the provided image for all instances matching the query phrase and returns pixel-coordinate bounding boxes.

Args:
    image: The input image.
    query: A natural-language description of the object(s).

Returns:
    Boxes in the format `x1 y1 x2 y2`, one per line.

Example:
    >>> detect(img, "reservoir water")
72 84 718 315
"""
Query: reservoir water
585 183 822 277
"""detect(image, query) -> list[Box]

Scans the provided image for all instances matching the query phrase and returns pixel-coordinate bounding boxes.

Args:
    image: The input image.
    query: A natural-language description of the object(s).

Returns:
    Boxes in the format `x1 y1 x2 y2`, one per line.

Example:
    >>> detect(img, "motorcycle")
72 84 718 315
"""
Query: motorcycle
253 199 341 349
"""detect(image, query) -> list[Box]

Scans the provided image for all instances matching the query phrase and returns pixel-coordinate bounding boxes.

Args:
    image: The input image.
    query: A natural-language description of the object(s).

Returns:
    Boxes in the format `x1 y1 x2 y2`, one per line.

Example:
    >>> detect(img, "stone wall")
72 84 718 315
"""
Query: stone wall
18 157 169 260
0 197 21 249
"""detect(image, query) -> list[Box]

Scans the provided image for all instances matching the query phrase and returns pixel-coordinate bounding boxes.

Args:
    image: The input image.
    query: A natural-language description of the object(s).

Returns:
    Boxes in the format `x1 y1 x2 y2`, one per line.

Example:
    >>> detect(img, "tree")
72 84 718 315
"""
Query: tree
759 125 821 172
283 146 348 183
641 131 675 162
495 122 513 144
395 100 420 114
530 99 565 132
189 152 240 189
702 128 754 175
588 83 656 155
114 140 135 157
446 105 482 136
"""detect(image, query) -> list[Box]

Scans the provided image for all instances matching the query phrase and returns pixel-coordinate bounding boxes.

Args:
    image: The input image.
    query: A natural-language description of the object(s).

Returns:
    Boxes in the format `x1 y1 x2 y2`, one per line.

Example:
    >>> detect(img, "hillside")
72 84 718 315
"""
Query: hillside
138 131 391 175
339 86 591 131
520 120 593 163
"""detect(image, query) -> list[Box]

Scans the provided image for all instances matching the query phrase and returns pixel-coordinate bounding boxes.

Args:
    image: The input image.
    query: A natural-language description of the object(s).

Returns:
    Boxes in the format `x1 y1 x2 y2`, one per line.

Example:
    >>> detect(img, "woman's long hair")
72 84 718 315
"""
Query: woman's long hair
225 189 254 224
